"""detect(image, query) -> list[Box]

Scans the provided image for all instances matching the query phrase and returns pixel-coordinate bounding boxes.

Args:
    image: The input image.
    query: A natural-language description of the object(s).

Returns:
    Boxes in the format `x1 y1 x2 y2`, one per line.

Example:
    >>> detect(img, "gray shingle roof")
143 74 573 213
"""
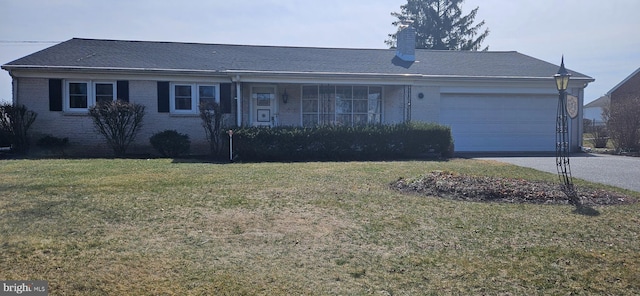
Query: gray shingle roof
584 95 610 108
3 38 592 80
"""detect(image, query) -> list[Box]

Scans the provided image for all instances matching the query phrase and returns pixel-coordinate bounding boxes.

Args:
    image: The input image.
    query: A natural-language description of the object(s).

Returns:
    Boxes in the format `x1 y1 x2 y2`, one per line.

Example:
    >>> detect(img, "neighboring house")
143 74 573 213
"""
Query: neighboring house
1 32 594 156
584 95 609 126
608 67 640 104
584 67 640 128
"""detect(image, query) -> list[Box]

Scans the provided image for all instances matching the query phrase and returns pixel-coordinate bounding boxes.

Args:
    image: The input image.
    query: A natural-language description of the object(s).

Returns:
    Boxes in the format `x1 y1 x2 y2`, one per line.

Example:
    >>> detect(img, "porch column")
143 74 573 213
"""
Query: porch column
235 77 242 127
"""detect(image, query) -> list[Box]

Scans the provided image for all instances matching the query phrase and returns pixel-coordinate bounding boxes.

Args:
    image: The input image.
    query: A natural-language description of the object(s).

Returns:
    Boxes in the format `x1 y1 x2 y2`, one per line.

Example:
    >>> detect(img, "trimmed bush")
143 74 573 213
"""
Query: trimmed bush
231 123 453 161
36 135 69 156
150 130 191 158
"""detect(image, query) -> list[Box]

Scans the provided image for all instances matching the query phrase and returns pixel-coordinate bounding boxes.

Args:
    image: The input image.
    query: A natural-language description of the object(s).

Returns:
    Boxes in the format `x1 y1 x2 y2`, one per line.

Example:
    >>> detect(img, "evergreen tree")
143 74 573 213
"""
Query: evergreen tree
386 0 489 51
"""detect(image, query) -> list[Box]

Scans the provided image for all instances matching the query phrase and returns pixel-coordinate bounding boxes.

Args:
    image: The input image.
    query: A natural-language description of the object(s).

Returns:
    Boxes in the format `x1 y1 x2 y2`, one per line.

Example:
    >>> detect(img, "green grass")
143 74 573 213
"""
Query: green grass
1 158 639 295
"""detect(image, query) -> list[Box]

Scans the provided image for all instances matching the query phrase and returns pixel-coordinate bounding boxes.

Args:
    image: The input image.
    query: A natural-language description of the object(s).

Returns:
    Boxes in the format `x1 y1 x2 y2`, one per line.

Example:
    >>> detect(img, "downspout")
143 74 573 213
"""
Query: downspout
576 88 585 152
406 85 412 123
9 71 18 105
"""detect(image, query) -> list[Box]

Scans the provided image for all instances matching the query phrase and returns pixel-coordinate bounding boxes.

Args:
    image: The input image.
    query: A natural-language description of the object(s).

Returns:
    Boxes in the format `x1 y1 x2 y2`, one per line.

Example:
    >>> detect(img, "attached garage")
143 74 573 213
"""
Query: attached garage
440 94 557 152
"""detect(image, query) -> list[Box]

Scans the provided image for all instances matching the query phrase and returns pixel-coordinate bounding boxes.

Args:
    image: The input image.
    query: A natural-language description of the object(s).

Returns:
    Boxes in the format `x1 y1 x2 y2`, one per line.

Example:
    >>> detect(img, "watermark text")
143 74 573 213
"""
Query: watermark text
1 281 48 296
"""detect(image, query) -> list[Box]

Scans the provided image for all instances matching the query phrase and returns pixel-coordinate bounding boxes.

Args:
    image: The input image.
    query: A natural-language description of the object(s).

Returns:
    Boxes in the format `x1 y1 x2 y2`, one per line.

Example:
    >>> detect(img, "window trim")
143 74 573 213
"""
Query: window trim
169 82 220 115
64 80 117 112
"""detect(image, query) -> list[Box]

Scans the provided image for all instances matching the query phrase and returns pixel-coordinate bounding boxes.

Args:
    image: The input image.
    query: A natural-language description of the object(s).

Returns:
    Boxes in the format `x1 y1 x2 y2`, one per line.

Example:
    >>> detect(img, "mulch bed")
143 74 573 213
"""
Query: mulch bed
391 171 636 206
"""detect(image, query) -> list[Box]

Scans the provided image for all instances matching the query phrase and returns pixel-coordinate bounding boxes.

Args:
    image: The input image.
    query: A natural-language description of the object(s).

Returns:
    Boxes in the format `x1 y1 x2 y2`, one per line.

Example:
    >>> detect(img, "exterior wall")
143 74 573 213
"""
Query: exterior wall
410 86 440 123
568 87 584 152
17 77 111 156
278 84 301 126
611 71 640 100
383 86 406 124
17 78 223 156
129 80 211 155
240 83 297 126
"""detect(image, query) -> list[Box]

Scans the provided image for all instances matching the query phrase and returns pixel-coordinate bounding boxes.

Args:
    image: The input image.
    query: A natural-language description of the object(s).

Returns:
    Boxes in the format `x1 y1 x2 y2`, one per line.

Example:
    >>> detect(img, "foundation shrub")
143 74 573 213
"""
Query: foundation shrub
36 135 69 156
231 123 452 161
149 130 191 158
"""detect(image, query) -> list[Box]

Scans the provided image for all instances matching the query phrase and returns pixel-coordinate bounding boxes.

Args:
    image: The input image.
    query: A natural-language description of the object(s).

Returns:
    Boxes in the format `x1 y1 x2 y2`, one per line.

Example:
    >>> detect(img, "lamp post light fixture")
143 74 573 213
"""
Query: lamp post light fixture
554 57 580 205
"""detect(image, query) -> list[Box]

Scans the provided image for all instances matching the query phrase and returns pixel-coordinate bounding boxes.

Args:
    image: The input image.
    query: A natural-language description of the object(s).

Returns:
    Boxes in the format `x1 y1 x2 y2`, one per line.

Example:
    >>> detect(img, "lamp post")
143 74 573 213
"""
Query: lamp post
554 57 579 205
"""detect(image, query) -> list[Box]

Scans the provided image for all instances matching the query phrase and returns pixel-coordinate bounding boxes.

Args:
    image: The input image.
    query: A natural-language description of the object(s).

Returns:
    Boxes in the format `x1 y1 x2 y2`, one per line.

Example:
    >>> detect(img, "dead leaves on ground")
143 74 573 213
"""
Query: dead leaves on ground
391 171 635 206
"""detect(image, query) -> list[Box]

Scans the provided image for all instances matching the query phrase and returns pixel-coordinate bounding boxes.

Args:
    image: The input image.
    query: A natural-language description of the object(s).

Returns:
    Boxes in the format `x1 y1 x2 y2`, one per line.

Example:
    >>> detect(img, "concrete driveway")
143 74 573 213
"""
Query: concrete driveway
475 154 640 192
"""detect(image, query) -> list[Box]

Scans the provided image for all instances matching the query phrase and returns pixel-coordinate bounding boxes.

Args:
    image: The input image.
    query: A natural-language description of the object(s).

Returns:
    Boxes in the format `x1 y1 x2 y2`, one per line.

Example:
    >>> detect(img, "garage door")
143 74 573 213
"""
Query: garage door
440 94 557 152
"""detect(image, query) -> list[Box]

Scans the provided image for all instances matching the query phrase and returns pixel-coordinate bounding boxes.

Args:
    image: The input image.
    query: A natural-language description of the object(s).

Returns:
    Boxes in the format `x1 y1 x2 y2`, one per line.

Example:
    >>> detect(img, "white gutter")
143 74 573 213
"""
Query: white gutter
9 71 18 105
2 64 594 83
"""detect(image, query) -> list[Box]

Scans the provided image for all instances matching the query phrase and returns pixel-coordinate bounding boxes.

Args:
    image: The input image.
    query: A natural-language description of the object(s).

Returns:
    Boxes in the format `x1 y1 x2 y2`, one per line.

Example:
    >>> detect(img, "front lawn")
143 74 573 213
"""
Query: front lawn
1 159 638 295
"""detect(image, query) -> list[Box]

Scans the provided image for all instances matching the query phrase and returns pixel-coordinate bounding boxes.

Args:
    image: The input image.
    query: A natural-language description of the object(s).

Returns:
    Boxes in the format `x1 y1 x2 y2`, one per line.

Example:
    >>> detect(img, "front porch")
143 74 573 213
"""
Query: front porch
233 83 408 127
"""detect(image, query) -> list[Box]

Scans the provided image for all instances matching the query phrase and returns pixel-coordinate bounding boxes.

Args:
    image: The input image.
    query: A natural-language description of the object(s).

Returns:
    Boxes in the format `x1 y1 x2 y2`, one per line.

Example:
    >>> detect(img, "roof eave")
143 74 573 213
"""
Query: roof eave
2 65 595 85
2 65 226 76
606 67 640 95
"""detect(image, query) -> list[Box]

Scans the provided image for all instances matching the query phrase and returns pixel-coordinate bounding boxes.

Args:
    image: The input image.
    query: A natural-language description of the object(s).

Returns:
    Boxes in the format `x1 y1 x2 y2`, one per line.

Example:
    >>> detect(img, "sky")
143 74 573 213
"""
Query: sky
1 0 639 105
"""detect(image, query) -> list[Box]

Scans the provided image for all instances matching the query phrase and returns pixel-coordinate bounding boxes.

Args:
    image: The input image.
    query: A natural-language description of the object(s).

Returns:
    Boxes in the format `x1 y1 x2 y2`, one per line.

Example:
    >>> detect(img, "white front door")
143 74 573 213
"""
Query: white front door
251 86 276 127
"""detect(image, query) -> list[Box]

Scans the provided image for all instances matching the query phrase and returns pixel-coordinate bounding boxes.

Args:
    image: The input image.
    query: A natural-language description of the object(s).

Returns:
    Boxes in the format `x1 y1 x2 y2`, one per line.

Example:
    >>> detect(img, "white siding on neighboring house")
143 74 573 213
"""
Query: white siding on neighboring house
583 107 603 124
583 95 609 126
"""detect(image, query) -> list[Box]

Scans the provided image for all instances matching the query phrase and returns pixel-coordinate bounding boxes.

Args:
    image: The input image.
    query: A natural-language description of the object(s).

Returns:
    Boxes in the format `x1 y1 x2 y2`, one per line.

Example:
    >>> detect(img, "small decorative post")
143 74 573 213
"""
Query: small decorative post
553 57 580 205
227 129 233 162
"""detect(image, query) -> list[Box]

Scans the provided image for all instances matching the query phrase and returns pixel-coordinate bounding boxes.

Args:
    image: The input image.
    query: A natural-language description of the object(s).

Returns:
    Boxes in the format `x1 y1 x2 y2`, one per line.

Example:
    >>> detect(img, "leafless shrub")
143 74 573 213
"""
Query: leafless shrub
603 95 640 152
89 100 145 156
0 103 37 153
589 125 609 148
200 101 226 157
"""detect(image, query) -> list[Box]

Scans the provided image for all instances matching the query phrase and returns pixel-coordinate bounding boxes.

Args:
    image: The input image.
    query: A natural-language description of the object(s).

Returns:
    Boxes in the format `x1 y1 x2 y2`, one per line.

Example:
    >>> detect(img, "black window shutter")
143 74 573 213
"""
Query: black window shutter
48 79 63 111
157 81 170 113
220 83 232 114
117 80 129 102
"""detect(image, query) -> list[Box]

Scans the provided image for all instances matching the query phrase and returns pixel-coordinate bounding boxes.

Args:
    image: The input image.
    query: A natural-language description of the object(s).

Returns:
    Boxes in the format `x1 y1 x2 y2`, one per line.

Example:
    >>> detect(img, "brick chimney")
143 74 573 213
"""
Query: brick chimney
396 22 416 62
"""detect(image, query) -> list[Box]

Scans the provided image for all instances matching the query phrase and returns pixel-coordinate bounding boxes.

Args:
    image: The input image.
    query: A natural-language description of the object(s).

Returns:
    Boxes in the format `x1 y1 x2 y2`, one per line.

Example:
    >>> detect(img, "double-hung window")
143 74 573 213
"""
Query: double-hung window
68 82 89 109
65 81 116 112
95 82 116 105
170 83 218 114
